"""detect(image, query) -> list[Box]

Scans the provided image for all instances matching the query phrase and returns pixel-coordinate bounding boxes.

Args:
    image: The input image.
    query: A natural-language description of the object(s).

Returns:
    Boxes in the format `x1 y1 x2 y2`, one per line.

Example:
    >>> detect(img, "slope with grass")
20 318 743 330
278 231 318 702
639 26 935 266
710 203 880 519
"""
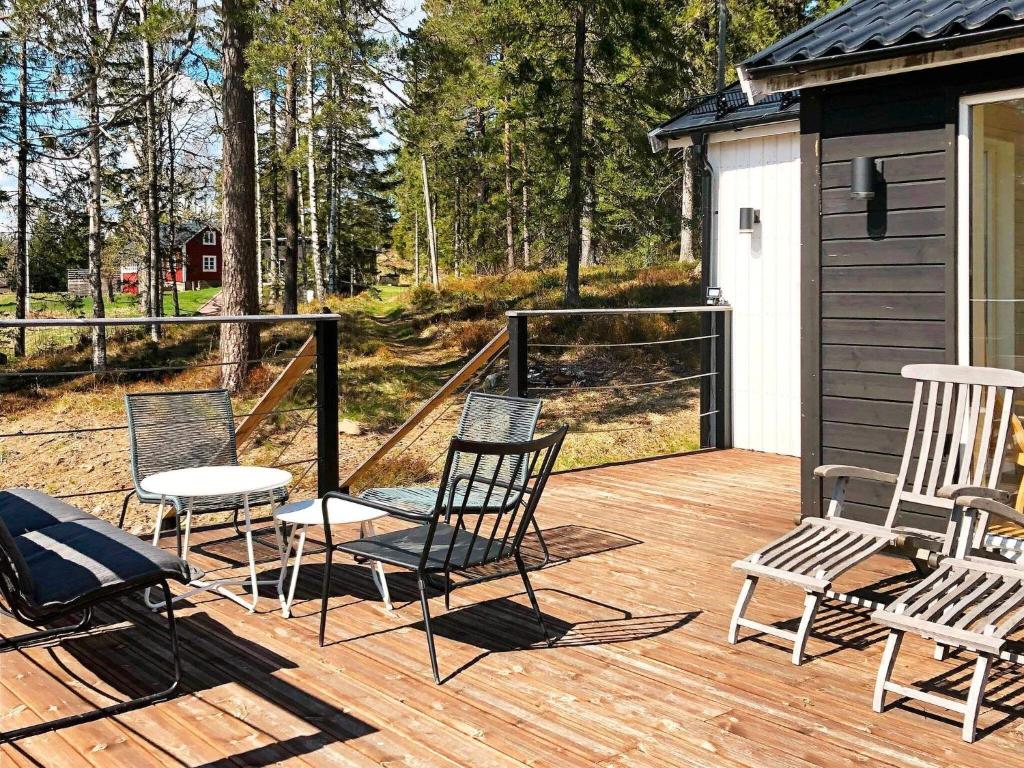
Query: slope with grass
0 264 702 531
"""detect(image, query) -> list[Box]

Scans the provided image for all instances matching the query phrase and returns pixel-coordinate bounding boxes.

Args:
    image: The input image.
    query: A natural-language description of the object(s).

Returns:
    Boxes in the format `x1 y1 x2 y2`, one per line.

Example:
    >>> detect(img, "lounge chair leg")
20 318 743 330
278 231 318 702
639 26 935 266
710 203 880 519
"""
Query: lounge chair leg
417 574 441 684
443 572 451 611
873 629 904 713
728 576 758 645
318 521 334 647
0 607 94 651
792 592 821 666
531 517 550 568
963 653 992 743
516 553 551 645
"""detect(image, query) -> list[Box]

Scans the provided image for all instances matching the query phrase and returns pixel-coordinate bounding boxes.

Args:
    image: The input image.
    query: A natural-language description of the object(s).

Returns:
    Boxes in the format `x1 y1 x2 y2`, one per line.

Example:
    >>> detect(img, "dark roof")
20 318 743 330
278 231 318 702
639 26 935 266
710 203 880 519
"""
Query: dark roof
742 0 1024 76
649 83 799 151
161 219 217 249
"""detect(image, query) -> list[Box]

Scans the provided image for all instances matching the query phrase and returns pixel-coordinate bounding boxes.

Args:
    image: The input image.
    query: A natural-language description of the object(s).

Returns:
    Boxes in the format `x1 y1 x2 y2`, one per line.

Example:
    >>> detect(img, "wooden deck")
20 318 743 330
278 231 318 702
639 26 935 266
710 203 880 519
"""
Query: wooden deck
2 449 1022 767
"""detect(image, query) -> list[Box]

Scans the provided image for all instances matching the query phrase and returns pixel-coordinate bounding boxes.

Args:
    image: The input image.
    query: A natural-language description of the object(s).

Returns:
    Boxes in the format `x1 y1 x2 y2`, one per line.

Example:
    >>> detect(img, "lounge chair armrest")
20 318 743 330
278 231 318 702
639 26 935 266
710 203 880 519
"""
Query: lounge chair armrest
936 484 1011 502
813 465 897 485
953 495 1024 529
321 490 434 523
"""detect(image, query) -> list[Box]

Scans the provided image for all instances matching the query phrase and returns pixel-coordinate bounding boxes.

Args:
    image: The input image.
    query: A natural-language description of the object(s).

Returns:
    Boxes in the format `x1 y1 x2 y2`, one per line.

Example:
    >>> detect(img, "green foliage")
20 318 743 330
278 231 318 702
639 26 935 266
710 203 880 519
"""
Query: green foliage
391 0 826 294
27 210 88 292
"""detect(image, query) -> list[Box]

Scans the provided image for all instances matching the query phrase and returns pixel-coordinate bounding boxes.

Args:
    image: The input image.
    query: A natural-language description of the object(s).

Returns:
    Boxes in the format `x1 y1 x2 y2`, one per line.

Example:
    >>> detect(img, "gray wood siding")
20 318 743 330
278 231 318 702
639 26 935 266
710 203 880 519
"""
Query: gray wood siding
801 56 1024 527
816 95 952 527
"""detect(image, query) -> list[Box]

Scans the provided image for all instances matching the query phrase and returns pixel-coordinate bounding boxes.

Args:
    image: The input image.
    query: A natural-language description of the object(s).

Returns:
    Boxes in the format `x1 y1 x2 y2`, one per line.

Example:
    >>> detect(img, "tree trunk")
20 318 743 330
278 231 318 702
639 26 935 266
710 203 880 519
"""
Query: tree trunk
268 85 280 301
14 34 28 357
254 93 263 303
453 174 461 278
564 2 587 307
326 73 337 293
166 100 181 316
420 155 439 288
142 0 161 339
503 119 515 271
305 50 323 298
87 0 106 369
679 147 696 263
220 0 260 391
282 59 299 314
413 208 419 286
520 142 530 268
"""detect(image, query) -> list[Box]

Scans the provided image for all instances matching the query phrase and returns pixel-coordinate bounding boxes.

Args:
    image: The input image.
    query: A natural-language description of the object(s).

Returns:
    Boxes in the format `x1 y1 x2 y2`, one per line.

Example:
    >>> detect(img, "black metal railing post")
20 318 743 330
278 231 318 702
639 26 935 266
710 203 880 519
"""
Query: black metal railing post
699 311 713 449
507 312 528 398
315 316 340 495
713 309 732 449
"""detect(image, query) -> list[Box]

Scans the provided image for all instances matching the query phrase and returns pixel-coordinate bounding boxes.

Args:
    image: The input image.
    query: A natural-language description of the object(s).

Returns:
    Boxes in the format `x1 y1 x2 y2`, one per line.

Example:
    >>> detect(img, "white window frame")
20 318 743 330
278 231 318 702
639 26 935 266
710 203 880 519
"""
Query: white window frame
202 254 217 272
957 87 1024 364
202 230 216 246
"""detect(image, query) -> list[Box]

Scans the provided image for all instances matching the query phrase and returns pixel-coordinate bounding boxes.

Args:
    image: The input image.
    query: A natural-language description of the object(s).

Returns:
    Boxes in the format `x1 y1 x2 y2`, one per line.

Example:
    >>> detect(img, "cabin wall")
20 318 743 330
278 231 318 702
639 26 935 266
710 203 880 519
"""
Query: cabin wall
801 55 1024 525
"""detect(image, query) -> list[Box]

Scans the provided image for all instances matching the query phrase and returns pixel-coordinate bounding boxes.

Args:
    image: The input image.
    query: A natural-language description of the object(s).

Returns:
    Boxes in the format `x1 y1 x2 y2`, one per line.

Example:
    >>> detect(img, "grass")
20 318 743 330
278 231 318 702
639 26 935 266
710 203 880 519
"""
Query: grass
0 262 703 527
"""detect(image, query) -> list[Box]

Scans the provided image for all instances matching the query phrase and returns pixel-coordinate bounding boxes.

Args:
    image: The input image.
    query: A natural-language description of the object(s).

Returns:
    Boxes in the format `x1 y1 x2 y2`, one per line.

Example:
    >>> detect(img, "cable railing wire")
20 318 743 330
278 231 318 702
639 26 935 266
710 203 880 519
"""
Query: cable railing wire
0 353 317 379
528 333 717 350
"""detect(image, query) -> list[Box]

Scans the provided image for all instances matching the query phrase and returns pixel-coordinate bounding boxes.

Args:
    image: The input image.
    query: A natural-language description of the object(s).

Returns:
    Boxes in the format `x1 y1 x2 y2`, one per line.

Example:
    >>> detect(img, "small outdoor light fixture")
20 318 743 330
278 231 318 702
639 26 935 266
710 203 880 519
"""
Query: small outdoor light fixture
706 286 723 305
850 156 877 199
738 207 760 233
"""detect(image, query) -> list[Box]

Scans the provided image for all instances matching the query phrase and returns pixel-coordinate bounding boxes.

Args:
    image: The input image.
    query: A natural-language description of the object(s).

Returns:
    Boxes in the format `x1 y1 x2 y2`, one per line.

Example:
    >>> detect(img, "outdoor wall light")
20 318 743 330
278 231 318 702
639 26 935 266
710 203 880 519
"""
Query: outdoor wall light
850 156 878 199
706 286 723 305
738 207 760 233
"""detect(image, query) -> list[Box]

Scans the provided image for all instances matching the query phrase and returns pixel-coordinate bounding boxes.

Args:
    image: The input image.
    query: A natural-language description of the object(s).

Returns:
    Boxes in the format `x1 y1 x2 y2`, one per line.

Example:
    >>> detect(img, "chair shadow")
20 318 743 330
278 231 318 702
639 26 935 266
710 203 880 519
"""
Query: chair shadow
744 571 920 659
7 607 375 765
881 653 1024 742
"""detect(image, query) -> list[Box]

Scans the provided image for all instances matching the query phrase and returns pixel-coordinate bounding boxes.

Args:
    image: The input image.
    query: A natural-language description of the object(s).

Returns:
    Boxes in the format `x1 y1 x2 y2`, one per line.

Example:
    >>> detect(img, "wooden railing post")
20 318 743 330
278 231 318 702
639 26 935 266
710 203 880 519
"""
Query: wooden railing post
508 312 528 398
315 315 339 496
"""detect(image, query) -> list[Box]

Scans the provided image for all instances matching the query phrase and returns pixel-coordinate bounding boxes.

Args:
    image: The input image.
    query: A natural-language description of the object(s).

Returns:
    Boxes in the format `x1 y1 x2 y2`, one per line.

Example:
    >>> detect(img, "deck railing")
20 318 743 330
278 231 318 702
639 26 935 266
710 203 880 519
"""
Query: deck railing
0 314 341 524
506 305 733 455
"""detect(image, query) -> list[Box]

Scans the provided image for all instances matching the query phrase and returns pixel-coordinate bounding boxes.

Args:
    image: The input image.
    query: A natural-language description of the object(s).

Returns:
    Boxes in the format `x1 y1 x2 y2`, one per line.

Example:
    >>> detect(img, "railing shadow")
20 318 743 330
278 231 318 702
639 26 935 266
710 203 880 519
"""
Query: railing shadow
4 606 375 764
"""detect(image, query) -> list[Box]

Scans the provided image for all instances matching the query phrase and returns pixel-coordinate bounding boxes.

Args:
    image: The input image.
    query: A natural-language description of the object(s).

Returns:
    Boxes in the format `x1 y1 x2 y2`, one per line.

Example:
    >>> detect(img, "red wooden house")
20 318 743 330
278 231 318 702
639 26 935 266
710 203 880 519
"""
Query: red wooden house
165 221 222 289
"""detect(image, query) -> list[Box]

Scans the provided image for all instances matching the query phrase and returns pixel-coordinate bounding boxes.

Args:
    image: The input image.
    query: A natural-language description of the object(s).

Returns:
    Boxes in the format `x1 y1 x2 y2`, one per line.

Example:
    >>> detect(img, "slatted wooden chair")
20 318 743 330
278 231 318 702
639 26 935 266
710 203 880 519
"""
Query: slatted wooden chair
872 493 1024 742
729 364 1024 665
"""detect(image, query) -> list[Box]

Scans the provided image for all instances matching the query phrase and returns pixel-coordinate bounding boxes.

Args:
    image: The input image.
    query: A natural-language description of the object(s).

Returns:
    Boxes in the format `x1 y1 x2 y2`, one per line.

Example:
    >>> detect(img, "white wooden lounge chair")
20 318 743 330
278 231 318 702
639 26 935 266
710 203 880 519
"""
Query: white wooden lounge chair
872 493 1024 743
729 364 1024 665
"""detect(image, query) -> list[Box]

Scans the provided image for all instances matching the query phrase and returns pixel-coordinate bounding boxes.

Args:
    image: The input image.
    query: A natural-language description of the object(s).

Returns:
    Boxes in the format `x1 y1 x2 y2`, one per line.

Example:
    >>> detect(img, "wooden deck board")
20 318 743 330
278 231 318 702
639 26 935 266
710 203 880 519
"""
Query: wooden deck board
2 450 1022 766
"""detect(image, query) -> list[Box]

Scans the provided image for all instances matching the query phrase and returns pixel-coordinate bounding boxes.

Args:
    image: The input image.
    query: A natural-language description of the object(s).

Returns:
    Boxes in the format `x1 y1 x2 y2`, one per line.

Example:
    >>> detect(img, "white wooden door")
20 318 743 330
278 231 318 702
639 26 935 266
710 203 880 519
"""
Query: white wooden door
709 131 801 456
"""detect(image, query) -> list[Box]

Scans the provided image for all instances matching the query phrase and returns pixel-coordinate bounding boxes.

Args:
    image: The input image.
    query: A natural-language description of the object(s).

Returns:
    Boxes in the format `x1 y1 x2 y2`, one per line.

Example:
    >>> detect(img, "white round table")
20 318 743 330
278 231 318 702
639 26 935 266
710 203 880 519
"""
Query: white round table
140 466 292 612
274 497 392 617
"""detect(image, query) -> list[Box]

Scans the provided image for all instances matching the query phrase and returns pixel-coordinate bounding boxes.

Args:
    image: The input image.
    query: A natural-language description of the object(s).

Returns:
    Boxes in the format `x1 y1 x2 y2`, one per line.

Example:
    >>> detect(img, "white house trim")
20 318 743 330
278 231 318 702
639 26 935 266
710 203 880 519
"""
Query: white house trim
740 37 1024 103
956 86 1024 365
665 119 799 149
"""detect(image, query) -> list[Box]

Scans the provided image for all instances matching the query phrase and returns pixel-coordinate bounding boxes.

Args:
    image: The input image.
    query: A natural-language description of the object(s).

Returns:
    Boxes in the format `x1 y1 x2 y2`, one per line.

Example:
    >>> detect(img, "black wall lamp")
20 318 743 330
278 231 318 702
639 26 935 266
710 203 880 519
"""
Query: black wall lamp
850 156 879 199
739 207 760 233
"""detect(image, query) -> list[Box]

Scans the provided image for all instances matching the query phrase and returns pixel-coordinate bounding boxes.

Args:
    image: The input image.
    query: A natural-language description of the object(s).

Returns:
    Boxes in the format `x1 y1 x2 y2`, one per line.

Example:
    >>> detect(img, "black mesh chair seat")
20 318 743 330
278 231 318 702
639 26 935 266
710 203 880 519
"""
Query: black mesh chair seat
359 485 511 516
316 426 568 684
122 390 289 543
337 523 513 571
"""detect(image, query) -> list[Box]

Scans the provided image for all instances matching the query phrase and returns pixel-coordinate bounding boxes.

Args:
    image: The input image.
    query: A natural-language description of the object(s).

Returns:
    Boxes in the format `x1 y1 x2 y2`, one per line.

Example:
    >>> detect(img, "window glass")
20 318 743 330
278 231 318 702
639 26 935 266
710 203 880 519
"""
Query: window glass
969 98 1024 370
203 230 216 245
203 255 216 272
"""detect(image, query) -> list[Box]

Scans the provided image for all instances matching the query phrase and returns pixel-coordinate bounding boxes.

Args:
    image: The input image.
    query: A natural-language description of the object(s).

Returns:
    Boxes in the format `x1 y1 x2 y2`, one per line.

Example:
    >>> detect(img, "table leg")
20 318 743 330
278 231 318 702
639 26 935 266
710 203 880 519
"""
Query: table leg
242 491 259 612
281 525 308 618
362 519 392 611
182 496 195 559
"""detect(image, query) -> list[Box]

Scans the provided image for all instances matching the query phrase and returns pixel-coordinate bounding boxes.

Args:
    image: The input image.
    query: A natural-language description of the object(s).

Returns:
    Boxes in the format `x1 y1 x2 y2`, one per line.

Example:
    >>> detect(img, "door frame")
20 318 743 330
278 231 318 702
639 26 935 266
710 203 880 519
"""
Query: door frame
956 87 1024 364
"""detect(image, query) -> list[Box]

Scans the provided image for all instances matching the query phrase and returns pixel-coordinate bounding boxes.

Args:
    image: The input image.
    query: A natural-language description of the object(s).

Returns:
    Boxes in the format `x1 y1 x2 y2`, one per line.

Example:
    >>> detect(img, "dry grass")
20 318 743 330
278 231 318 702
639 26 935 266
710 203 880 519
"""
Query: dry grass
0 262 703 529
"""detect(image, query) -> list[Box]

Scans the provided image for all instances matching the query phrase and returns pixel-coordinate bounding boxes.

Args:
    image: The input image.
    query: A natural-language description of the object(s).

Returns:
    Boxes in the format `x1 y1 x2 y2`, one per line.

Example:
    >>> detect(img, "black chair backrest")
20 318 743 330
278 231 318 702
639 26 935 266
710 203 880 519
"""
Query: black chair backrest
125 389 239 491
422 426 567 572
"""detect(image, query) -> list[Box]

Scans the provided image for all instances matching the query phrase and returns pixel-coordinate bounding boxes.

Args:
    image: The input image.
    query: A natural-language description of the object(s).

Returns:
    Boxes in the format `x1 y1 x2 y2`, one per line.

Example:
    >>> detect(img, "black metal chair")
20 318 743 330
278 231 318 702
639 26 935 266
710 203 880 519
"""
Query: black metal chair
120 389 288 551
0 488 191 742
319 426 568 683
